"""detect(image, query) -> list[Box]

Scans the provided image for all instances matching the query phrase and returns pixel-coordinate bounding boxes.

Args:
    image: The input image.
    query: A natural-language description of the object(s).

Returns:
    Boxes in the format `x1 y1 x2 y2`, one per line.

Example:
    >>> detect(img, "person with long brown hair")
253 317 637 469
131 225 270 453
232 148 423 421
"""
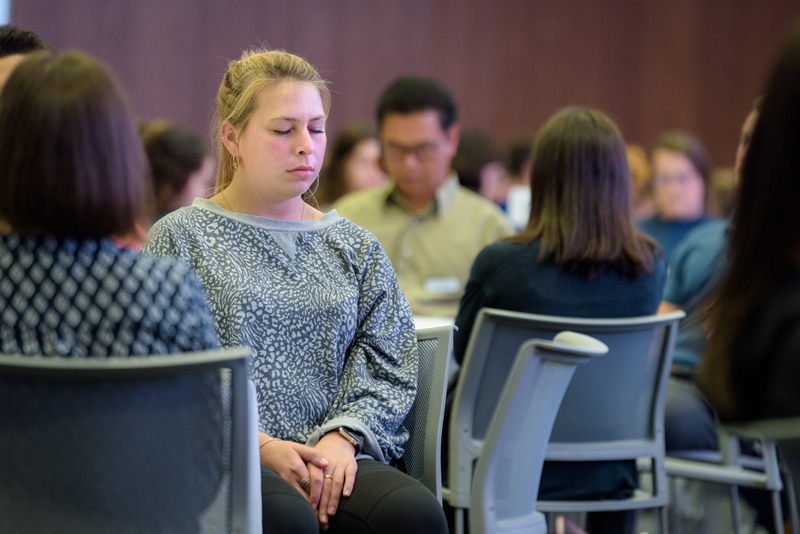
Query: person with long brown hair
699 23 800 423
452 107 665 534
142 48 447 534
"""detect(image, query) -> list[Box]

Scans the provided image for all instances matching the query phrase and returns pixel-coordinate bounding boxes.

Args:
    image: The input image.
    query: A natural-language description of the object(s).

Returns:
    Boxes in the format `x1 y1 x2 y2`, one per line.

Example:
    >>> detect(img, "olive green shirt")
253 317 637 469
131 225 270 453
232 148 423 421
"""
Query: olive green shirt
332 175 513 317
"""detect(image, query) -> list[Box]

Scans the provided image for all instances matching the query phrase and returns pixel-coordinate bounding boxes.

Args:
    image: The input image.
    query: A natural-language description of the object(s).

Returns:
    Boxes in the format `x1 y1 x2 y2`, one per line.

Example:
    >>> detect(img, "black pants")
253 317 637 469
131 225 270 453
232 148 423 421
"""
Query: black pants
261 459 448 534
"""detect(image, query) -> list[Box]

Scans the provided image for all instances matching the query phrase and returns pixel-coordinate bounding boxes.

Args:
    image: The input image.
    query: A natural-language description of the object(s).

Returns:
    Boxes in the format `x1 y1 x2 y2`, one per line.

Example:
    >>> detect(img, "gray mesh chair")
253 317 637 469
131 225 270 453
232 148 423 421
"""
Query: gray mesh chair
403 325 456 503
725 417 800 534
444 308 683 534
443 308 617 534
531 311 683 534
470 333 608 534
665 418 800 534
0 348 252 534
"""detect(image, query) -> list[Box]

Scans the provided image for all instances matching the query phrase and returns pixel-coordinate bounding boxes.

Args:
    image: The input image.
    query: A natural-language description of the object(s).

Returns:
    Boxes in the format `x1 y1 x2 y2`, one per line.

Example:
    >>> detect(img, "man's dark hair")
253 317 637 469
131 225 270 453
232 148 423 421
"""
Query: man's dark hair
0 24 53 58
377 76 457 130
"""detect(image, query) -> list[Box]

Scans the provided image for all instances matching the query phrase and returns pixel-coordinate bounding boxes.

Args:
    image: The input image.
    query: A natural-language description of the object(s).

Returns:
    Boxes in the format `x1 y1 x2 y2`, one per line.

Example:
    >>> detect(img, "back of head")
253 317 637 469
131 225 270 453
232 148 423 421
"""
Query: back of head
0 51 145 238
505 134 535 179
0 24 53 57
377 76 457 130
701 22 800 419
140 120 208 211
451 129 500 192
214 48 330 194
513 107 655 279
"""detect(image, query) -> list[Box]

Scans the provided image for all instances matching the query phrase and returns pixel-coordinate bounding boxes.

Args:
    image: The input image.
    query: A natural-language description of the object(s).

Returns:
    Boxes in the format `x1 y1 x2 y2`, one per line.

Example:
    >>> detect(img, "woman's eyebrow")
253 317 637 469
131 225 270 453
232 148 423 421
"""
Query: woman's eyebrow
269 115 327 122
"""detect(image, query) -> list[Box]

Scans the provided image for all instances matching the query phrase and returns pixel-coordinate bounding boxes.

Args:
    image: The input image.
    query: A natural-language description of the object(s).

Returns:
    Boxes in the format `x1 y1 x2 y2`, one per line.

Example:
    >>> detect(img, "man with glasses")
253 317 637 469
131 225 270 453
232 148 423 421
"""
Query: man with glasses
333 76 511 317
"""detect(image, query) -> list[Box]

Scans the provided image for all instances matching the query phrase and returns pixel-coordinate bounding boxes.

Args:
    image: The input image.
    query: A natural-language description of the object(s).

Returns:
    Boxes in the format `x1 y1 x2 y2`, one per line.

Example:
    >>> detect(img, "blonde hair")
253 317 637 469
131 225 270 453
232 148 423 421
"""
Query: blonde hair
213 48 330 195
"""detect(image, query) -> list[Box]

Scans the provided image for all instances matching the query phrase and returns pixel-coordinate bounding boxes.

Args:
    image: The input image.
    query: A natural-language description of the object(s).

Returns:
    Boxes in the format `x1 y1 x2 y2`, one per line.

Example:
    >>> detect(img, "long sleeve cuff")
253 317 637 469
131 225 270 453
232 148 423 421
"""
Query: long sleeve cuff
305 416 386 464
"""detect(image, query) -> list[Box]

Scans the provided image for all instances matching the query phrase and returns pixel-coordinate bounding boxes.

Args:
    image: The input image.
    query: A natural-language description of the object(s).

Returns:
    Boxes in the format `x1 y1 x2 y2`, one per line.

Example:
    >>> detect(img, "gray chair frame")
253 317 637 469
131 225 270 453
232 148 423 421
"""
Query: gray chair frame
470 333 608 534
0 348 252 534
403 325 456 503
533 311 683 534
666 418 800 534
443 308 683 534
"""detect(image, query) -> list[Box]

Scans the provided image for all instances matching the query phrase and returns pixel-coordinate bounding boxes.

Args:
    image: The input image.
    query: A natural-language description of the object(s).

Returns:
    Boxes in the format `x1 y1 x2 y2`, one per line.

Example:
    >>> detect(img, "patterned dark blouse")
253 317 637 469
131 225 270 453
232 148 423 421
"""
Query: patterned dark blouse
0 233 219 356
142 199 419 463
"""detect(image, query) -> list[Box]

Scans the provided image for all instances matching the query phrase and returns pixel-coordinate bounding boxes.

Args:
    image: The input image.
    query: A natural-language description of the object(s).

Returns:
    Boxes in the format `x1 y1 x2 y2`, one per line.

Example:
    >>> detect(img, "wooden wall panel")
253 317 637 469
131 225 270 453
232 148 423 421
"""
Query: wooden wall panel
13 0 800 166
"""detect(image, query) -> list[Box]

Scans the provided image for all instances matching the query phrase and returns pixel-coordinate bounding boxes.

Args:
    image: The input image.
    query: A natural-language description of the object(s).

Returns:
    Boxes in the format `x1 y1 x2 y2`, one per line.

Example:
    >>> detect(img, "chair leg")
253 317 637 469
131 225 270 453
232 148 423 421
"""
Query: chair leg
546 512 556 533
772 490 784 534
669 477 683 534
731 486 743 534
455 508 465 534
659 505 668 534
784 465 800 534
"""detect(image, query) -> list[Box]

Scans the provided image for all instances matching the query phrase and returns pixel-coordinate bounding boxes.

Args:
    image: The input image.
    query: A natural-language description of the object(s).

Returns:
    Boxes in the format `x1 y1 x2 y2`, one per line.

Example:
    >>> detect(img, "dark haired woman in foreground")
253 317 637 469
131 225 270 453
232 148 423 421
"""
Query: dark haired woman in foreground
0 51 218 356
453 107 666 534
700 24 800 423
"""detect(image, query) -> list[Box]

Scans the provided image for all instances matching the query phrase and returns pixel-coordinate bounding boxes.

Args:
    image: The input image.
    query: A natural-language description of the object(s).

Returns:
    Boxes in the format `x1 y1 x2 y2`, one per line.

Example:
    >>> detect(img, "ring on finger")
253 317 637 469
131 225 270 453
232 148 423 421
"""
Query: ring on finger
324 474 333 479
300 476 311 489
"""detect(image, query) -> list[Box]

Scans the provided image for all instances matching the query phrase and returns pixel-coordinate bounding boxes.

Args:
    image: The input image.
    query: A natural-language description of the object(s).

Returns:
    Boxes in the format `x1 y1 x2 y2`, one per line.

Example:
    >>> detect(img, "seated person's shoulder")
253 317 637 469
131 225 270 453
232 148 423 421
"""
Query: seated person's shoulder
680 218 729 247
322 216 389 261
456 184 505 215
123 243 194 281
330 186 388 218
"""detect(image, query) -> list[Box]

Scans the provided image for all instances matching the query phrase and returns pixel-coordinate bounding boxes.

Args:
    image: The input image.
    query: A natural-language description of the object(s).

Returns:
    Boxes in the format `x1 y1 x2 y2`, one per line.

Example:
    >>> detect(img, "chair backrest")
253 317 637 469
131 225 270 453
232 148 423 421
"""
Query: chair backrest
469 334 607 534
0 348 250 534
448 308 683 508
403 325 455 503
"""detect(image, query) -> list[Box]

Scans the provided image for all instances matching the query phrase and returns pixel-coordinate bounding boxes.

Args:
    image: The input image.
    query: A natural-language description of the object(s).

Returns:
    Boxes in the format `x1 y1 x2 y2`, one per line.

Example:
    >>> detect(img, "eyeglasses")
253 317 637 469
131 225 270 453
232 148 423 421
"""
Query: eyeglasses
652 172 702 187
383 141 443 162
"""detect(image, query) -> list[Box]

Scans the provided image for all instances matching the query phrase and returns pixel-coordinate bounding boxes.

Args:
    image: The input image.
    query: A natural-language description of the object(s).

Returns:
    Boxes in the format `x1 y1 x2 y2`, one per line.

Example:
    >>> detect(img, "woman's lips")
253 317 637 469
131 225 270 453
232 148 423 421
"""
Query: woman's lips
288 165 315 178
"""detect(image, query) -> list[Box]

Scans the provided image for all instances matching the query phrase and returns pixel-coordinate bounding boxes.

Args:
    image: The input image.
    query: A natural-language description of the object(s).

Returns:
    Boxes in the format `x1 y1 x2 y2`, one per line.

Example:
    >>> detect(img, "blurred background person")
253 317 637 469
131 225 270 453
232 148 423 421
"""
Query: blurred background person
141 119 215 219
315 122 386 208
640 130 713 262
0 24 52 235
659 99 759 449
501 133 535 231
114 120 215 249
706 167 737 219
450 128 504 196
0 23 52 92
627 144 656 221
333 76 511 317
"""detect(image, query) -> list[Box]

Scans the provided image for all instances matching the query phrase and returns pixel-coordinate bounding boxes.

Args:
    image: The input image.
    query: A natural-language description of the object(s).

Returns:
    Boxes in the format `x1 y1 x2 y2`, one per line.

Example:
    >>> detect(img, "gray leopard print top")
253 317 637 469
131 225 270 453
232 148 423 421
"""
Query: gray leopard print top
142 199 418 462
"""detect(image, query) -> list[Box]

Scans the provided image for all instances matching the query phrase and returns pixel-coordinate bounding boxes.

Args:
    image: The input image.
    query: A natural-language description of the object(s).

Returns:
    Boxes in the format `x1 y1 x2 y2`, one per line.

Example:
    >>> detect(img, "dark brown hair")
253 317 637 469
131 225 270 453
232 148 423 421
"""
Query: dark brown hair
317 123 377 205
512 107 658 279
700 24 800 420
140 119 209 213
0 24 53 58
0 51 146 238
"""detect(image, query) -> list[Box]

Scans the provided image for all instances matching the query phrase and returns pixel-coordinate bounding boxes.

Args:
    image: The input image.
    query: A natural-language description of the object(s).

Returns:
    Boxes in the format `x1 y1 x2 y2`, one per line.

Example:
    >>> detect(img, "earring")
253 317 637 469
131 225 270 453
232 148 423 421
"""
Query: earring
232 157 239 173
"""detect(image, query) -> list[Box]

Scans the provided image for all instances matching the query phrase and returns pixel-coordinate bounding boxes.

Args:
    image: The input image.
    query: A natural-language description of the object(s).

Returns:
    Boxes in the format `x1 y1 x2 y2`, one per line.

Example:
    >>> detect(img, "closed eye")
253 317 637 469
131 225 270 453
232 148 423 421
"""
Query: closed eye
273 129 292 135
309 128 325 134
